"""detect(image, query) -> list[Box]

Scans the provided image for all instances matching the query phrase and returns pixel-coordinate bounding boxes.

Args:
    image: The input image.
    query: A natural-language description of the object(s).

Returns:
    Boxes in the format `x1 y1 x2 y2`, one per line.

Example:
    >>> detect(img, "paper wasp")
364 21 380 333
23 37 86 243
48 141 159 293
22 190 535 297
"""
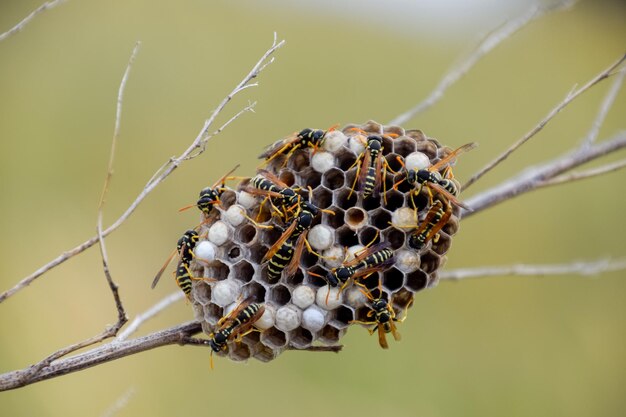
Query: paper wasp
259 126 336 166
179 164 240 216
326 242 394 289
347 133 396 202
151 229 199 289
264 200 321 280
243 169 302 221
351 279 403 349
208 297 265 369
394 142 476 210
408 199 452 250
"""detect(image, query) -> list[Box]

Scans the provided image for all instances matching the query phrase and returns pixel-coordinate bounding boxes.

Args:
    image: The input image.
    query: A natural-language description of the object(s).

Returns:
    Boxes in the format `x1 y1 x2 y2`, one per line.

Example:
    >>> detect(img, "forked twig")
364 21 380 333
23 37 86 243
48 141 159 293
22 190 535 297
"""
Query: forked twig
463 54 626 191
0 0 67 42
0 34 285 304
389 0 575 125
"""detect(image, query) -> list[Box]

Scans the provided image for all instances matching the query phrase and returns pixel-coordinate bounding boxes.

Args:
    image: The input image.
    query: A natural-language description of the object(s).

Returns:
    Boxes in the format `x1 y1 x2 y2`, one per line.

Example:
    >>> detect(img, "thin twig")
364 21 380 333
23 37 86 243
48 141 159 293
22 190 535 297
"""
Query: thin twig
462 53 626 191
0 34 285 304
0 0 67 42
535 158 626 189
116 291 185 342
439 258 626 281
463 131 626 217
101 387 136 417
0 322 202 392
388 0 575 125
580 68 626 150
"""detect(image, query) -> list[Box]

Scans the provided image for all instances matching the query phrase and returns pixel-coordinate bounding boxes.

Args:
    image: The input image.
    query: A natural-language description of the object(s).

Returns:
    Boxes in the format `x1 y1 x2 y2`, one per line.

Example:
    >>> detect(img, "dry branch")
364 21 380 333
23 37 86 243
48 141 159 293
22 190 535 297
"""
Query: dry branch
0 0 67 42
0 35 285 304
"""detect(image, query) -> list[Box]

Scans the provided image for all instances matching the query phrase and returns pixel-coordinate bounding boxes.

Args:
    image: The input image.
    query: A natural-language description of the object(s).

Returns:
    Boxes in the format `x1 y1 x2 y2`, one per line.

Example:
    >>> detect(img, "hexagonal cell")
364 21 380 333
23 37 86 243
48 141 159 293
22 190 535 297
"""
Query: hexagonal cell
252 343 279 362
203 303 223 327
270 284 291 306
415 141 438 159
278 169 296 187
358 226 380 247
405 269 429 292
383 189 405 211
382 227 405 250
354 306 374 323
288 151 310 172
442 215 460 236
318 324 342 345
236 224 257 246
359 272 382 291
420 251 441 274
370 208 391 230
383 267 405 292
392 288 415 311
362 194 382 211
334 187 358 210
383 125 405 138
324 206 344 229
260 327 287 349
345 207 368 230
249 244 269 265
301 250 319 269
312 186 333 209
332 305 355 329
336 225 359 247
337 151 357 171
193 281 212 305
381 135 394 154
322 167 346 190
393 137 417 157
289 327 314 349
431 232 452 255
220 190 237 210
408 191 430 212
206 260 230 281
225 244 243 263
404 129 427 142
305 265 329 287
298 167 322 189
228 341 251 362
259 227 283 247
243 281 266 302
285 268 305 286
242 328 261 346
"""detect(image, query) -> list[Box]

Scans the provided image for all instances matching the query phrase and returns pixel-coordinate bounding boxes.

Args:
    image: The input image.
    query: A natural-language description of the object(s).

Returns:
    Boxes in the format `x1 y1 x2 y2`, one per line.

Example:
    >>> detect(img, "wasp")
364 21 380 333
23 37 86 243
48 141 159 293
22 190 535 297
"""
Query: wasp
351 279 404 349
263 200 321 280
348 133 396 202
208 297 265 369
173 261 216 298
394 142 476 211
408 199 452 250
151 229 199 289
259 126 336 166
243 169 302 221
179 164 240 217
326 242 395 290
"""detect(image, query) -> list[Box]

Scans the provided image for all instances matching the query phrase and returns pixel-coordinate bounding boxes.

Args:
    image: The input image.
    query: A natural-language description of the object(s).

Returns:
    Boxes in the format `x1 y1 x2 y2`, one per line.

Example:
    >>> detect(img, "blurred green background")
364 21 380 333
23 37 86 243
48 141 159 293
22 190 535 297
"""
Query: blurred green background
1 0 625 416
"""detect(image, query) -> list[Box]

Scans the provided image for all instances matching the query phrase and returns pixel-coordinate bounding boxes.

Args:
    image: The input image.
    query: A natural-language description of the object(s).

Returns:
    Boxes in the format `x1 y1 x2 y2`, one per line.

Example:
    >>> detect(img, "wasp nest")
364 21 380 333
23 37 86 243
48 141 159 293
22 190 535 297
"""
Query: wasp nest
185 120 465 364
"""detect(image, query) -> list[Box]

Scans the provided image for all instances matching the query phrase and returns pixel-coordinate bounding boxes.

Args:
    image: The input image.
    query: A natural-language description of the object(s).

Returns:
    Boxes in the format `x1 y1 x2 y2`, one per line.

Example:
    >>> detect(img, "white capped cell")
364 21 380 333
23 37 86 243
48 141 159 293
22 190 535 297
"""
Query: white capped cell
322 245 345 269
237 191 257 209
255 304 275 330
316 286 344 310
194 241 218 267
391 207 416 229
207 221 230 246
348 134 366 155
405 151 431 171
292 285 316 309
301 305 327 332
311 151 335 174
395 249 421 273
224 204 247 227
344 286 368 308
211 280 241 307
322 130 347 153
275 304 302 332
308 225 334 251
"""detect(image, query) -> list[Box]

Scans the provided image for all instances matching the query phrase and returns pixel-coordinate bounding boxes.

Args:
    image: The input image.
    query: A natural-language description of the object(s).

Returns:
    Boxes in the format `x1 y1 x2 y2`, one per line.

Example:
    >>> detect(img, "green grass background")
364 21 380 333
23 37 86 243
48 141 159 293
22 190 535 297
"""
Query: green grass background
0 0 625 416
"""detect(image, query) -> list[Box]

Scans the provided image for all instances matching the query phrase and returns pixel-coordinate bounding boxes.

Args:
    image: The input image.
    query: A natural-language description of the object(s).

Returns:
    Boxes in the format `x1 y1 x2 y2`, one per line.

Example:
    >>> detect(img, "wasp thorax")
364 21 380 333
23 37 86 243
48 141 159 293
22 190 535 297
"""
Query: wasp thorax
186 120 462 364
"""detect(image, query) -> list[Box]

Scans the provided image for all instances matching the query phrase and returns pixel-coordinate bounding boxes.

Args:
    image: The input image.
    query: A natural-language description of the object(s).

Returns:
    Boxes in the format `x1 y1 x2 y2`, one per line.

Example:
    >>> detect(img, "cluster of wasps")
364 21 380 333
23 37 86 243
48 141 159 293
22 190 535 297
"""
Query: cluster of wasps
152 125 475 366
